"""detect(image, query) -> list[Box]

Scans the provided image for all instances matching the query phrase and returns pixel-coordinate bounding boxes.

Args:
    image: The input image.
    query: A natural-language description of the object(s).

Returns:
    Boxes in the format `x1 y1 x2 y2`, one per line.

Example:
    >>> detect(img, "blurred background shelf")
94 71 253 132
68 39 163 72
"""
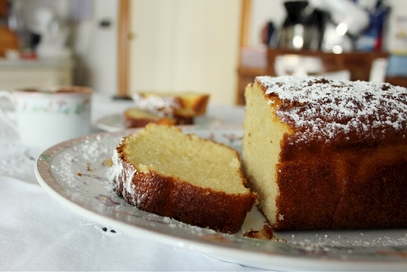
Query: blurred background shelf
237 48 407 105
0 59 72 90
1 0 407 106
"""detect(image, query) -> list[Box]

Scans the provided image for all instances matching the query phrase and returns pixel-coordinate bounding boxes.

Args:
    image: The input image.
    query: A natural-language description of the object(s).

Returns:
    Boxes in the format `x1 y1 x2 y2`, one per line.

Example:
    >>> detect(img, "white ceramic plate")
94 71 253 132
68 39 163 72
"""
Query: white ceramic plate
95 113 223 132
35 125 407 271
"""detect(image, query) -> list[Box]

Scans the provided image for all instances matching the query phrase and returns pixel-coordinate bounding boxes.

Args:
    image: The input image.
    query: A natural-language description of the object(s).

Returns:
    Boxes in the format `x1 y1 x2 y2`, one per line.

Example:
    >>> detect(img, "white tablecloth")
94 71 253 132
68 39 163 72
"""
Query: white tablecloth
0 95 272 271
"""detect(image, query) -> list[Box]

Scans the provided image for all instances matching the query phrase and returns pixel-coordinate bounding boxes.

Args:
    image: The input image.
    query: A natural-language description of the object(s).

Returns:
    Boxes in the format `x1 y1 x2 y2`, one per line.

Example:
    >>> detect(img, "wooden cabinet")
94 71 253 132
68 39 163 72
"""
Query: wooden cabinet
386 76 407 89
0 0 7 17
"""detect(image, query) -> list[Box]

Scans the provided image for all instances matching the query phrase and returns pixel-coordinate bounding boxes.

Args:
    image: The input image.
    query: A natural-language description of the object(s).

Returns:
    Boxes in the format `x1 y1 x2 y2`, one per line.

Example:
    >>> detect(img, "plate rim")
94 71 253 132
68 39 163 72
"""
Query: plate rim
94 113 225 132
34 126 407 271
95 114 125 132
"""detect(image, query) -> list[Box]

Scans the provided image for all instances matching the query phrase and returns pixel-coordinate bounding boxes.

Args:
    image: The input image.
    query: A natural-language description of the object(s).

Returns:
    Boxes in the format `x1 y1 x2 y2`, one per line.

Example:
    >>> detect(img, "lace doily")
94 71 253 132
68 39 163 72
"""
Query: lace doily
0 121 37 183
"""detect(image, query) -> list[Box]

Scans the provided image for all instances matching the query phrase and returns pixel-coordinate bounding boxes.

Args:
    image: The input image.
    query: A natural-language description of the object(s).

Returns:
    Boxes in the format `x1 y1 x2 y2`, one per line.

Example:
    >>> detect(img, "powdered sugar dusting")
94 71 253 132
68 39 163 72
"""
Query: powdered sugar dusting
131 93 180 117
38 128 407 267
110 146 138 204
51 134 119 194
257 76 407 145
283 230 407 248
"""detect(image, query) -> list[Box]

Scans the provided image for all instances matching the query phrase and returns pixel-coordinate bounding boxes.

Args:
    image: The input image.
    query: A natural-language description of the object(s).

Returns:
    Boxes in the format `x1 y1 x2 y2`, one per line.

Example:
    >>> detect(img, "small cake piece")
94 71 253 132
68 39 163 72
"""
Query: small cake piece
111 123 257 233
131 91 210 118
124 108 176 128
124 108 193 128
243 76 407 231
127 92 209 126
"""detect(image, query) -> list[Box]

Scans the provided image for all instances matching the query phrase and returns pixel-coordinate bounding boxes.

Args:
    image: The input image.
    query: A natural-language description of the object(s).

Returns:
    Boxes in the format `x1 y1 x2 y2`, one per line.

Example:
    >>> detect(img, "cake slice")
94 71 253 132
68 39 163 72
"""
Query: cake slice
124 108 176 128
131 91 210 118
243 76 407 230
111 123 257 233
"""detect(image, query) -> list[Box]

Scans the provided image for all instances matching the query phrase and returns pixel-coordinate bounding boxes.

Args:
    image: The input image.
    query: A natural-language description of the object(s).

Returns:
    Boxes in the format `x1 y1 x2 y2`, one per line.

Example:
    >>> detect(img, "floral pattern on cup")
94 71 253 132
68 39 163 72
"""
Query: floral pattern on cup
0 86 92 149
16 97 90 115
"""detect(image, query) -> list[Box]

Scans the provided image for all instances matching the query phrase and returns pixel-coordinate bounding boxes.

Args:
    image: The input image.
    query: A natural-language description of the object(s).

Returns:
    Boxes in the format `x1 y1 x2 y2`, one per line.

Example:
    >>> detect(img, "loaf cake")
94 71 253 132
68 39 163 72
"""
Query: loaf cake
243 76 407 231
111 123 257 233
124 108 176 128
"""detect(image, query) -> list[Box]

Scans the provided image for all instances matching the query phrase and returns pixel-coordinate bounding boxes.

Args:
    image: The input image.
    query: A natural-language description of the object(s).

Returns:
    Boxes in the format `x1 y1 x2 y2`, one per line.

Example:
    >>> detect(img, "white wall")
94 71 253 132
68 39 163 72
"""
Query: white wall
129 0 242 105
70 0 117 95
18 0 242 104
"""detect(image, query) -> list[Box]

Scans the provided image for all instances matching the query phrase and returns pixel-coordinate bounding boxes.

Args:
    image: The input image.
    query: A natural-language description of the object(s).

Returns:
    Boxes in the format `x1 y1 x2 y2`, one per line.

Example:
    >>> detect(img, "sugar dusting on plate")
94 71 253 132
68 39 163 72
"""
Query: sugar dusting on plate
41 128 407 267
51 134 121 194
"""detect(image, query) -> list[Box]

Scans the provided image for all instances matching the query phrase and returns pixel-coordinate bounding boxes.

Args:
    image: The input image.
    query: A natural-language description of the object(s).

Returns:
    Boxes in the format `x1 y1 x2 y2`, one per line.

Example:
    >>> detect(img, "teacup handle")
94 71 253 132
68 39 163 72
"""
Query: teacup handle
0 91 18 132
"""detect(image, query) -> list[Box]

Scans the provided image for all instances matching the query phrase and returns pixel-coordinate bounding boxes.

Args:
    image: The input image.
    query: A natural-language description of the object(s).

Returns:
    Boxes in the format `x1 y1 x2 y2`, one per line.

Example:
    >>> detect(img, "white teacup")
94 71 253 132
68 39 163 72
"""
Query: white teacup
0 86 92 150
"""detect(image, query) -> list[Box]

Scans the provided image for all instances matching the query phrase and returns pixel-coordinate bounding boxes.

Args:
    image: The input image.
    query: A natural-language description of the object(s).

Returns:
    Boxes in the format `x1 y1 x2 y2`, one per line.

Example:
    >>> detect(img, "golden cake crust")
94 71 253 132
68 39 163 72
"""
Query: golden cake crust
258 76 407 152
275 144 407 230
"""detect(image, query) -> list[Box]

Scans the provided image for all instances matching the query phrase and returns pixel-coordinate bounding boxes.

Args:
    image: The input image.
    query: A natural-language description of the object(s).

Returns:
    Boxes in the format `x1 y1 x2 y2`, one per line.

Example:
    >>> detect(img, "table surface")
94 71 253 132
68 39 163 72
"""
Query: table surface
0 94 272 271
